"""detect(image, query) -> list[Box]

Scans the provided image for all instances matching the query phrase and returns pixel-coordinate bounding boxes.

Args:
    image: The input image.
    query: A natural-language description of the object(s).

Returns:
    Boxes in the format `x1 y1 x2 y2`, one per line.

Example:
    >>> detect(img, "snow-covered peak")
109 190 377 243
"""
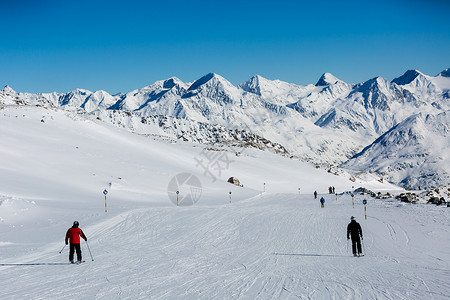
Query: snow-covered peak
436 68 450 78
239 74 268 95
315 73 342 86
71 88 92 96
162 77 185 89
177 73 245 121
110 77 189 112
352 76 396 107
131 77 185 94
58 88 94 108
188 73 233 91
183 72 241 104
239 75 315 106
188 73 215 91
392 69 442 95
81 90 117 112
1 85 17 94
391 69 424 86
356 76 390 91
92 90 111 97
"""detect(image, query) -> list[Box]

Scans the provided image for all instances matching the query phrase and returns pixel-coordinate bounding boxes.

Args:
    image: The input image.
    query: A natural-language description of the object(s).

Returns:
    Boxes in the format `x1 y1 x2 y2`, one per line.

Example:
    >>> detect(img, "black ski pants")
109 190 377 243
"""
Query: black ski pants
69 243 82 262
351 238 362 255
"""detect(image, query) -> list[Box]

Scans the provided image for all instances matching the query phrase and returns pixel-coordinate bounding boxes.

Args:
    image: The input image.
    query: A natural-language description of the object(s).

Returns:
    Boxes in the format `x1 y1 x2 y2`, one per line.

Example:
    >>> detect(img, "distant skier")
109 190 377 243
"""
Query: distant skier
65 221 87 263
347 216 363 256
320 197 325 208
314 191 318 199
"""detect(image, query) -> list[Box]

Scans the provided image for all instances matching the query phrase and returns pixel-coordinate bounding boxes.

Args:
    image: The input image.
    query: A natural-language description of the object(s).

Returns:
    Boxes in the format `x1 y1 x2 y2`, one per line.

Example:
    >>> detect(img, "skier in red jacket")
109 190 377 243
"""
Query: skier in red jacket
65 221 87 263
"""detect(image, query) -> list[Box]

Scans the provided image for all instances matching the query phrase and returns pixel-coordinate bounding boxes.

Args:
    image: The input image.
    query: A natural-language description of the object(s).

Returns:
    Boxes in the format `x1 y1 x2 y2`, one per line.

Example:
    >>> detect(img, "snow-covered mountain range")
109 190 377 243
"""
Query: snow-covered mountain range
1 68 449 189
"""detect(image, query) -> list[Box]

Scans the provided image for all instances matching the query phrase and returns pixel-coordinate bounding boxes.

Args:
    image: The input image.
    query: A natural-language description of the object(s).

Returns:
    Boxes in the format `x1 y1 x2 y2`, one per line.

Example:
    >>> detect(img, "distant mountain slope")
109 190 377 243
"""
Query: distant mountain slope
341 111 450 189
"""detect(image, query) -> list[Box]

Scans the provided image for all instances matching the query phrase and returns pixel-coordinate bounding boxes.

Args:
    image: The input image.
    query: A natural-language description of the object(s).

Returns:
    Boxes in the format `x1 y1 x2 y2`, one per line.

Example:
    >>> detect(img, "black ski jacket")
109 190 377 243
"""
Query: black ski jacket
347 220 363 240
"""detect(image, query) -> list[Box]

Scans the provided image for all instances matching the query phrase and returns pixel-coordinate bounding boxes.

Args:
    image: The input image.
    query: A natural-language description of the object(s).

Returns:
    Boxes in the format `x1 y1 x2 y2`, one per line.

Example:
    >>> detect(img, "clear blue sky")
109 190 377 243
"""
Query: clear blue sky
1 0 449 94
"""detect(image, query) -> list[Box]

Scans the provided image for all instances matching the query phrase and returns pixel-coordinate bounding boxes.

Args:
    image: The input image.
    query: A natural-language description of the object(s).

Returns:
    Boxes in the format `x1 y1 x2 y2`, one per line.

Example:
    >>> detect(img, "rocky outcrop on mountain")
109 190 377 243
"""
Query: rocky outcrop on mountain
92 110 288 155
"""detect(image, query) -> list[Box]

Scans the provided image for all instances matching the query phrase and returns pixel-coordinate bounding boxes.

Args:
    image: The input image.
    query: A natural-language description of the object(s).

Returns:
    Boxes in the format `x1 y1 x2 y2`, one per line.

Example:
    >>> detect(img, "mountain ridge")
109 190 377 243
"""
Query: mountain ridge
1 68 449 189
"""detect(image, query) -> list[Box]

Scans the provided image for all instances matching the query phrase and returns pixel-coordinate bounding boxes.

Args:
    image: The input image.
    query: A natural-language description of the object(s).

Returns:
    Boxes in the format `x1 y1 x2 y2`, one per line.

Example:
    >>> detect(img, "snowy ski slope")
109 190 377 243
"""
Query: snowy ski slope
0 105 449 299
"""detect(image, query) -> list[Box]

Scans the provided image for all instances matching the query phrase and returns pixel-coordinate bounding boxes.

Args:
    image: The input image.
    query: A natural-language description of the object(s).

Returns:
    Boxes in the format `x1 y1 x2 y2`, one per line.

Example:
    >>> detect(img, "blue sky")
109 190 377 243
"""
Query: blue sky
1 0 449 94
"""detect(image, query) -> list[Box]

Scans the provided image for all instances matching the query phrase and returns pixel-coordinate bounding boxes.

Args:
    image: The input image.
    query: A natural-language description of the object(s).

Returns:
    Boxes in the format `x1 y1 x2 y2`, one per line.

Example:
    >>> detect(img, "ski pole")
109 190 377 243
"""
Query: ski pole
361 238 365 255
85 240 94 261
59 244 67 254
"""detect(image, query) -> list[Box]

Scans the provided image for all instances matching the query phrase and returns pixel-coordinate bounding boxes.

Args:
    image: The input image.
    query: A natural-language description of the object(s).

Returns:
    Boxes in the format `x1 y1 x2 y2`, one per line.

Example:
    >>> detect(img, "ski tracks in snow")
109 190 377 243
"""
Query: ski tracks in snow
0 193 449 299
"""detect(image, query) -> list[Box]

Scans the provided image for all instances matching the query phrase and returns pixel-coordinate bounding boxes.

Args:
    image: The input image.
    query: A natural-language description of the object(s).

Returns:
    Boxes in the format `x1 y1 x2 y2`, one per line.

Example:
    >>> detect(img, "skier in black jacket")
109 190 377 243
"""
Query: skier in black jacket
347 216 363 256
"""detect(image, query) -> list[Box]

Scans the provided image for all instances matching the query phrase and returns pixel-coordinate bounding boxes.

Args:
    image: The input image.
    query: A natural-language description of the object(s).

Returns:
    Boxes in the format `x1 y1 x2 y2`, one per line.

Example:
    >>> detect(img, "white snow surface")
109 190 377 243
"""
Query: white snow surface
0 105 449 299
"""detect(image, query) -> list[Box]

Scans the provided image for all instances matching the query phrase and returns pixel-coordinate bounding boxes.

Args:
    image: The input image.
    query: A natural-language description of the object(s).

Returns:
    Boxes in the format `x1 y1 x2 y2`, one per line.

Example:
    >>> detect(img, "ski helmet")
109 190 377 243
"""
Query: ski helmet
73 221 79 226
351 216 355 221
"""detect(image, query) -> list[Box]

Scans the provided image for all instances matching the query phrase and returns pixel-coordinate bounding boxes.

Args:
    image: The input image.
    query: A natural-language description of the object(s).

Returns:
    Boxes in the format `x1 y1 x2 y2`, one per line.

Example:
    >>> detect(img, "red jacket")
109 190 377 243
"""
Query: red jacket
65 227 87 244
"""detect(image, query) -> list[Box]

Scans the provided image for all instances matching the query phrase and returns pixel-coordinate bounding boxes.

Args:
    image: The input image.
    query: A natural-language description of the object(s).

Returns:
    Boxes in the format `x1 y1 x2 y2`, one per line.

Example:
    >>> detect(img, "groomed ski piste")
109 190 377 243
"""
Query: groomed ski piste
0 105 449 299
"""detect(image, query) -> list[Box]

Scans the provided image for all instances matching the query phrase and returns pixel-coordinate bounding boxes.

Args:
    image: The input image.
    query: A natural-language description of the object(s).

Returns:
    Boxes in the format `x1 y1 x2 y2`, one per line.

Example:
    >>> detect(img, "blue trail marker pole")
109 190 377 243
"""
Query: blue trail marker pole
176 191 179 206
351 193 355 208
103 189 108 212
363 199 367 220
229 191 232 203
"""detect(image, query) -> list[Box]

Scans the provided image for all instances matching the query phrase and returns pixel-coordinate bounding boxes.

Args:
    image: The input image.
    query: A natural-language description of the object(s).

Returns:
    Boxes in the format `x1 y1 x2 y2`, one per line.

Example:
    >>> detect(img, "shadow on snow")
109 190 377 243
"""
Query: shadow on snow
273 253 350 257
0 262 71 266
